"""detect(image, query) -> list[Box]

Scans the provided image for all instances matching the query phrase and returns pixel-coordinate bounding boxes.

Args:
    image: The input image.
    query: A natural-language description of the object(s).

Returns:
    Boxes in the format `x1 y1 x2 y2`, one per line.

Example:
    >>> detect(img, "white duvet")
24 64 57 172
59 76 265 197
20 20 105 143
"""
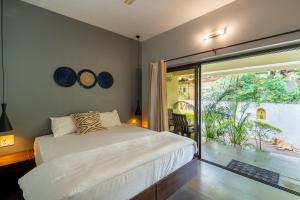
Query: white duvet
19 132 197 200
34 125 157 165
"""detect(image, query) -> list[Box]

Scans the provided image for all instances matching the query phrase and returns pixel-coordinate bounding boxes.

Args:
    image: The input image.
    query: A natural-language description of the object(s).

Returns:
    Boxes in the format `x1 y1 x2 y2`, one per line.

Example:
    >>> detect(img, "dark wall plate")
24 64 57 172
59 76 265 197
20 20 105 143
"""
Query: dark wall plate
78 69 97 89
97 72 114 89
54 66 77 87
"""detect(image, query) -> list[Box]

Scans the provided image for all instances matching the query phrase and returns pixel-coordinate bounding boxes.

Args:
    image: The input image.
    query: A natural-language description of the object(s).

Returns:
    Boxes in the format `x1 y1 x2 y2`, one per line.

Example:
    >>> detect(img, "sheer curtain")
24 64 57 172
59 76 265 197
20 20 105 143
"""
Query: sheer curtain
148 60 168 131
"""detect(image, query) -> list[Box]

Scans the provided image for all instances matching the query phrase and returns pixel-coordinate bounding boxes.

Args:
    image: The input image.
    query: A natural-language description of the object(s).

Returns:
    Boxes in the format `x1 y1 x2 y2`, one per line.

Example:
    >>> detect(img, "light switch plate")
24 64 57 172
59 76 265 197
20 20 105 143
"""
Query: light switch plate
0 135 14 147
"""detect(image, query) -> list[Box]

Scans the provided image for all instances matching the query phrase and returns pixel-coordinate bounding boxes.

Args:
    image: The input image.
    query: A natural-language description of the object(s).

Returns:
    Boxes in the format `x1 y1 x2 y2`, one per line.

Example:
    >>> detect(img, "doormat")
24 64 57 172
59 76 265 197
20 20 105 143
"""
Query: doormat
227 159 280 185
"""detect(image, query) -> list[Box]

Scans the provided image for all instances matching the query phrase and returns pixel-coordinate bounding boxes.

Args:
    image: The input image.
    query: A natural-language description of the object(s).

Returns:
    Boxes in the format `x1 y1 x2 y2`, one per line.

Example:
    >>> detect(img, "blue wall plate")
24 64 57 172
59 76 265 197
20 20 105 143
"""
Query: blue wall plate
78 69 97 89
54 66 77 87
97 72 114 89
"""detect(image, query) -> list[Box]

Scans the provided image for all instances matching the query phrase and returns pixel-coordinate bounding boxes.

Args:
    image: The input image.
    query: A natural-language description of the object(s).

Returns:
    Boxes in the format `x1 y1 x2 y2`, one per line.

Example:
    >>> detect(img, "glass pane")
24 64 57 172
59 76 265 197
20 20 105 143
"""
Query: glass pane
167 68 197 142
201 49 300 193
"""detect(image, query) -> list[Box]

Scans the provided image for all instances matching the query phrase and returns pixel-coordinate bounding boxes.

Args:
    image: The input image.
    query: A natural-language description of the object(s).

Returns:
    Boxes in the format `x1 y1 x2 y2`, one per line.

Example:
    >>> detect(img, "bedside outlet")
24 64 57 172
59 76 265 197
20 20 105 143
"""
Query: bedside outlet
0 135 14 147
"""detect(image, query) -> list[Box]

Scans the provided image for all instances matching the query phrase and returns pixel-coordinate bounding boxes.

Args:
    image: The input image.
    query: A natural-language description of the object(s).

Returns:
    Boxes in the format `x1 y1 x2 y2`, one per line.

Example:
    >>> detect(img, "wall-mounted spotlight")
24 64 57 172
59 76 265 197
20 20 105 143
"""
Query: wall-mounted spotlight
204 28 226 40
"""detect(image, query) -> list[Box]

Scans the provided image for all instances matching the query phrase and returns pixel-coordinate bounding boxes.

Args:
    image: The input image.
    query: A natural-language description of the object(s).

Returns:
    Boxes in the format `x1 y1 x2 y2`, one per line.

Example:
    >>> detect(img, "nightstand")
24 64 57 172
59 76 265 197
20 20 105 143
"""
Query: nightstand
0 149 35 199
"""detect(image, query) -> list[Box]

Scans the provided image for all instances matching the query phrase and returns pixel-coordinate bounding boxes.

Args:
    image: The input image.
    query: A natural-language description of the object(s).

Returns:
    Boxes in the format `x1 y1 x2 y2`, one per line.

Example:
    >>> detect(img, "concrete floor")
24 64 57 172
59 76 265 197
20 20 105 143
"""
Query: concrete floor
169 161 299 200
202 141 300 192
4 160 298 200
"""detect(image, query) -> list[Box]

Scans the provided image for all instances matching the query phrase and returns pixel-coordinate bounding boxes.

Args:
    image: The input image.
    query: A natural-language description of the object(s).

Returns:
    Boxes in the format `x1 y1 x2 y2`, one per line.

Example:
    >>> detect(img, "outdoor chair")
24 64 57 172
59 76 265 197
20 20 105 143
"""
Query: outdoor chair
168 109 174 131
172 113 194 138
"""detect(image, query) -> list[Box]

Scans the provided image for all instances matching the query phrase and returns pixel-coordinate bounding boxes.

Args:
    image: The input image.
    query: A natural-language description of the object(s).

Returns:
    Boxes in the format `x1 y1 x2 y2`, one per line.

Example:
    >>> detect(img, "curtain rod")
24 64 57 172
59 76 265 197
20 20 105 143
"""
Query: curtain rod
165 28 300 62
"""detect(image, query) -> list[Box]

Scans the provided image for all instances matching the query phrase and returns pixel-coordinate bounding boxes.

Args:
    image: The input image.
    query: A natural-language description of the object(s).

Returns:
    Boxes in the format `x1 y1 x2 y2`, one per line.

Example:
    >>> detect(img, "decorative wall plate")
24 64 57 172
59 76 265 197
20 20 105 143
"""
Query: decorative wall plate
78 69 97 89
54 66 77 87
97 72 114 89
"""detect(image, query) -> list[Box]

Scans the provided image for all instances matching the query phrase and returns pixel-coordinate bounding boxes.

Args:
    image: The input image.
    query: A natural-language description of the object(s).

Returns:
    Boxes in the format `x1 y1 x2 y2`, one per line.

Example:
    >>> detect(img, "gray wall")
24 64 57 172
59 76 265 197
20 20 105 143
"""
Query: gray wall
0 0 138 155
142 0 300 124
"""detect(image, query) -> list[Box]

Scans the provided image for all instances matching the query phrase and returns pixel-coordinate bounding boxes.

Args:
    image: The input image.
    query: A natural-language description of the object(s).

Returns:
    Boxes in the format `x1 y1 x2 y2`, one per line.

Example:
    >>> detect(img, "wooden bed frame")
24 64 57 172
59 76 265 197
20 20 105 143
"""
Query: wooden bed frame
132 159 198 200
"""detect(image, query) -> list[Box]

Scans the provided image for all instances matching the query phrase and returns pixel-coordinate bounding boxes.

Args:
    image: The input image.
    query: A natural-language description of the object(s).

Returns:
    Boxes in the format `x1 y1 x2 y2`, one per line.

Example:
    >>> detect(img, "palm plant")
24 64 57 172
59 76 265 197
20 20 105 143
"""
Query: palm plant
201 85 235 141
202 108 224 140
201 74 285 149
223 101 252 146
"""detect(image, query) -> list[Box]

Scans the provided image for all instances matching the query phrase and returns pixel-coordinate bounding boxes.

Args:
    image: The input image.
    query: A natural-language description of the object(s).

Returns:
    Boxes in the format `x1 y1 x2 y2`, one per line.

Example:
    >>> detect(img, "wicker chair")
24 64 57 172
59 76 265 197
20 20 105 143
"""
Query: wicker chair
168 109 174 131
172 113 194 138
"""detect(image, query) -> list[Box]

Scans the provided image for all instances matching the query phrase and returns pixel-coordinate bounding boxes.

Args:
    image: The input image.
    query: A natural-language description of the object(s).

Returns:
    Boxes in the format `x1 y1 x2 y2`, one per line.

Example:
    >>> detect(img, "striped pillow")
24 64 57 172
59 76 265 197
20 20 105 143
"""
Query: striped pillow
71 112 103 134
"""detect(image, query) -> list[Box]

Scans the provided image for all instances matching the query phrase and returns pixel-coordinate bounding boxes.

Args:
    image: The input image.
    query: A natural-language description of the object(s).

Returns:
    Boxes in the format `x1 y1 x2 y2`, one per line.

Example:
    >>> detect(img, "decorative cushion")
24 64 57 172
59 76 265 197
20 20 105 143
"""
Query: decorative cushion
100 110 122 128
50 116 77 138
71 112 104 134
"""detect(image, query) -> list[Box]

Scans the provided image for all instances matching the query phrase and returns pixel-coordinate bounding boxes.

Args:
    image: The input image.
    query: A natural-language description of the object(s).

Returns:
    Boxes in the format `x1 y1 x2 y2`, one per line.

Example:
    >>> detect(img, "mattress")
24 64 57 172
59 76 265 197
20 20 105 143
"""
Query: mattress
21 125 197 200
34 124 156 165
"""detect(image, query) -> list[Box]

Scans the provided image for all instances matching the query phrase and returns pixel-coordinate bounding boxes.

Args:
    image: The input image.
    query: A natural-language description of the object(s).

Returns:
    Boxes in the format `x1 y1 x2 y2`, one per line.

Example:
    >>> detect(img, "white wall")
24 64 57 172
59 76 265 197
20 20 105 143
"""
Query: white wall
248 103 300 148
166 74 179 108
142 0 300 124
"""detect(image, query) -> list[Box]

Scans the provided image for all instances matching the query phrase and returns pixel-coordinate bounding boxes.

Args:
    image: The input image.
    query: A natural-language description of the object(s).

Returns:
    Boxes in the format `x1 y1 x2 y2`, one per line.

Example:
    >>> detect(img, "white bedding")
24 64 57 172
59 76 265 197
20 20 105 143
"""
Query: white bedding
34 124 156 165
20 125 197 200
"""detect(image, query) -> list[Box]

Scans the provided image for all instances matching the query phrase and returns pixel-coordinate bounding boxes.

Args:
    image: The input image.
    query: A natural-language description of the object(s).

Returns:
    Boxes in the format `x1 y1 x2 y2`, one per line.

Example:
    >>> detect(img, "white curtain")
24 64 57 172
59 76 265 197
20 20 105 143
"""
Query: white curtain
148 60 168 131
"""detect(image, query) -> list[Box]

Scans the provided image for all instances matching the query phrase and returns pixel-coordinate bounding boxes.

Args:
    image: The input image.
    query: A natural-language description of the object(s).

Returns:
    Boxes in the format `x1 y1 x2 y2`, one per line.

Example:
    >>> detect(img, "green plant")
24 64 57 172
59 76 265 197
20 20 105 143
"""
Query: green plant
201 71 297 148
201 85 235 141
202 108 224 140
252 120 282 150
223 101 252 146
185 112 194 125
211 72 300 104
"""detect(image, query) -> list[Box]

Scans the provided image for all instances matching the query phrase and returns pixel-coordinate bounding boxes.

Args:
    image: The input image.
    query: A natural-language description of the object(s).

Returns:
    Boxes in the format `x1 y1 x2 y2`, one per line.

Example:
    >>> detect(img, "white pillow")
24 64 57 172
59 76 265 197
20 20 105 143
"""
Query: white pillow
100 110 122 128
50 116 77 137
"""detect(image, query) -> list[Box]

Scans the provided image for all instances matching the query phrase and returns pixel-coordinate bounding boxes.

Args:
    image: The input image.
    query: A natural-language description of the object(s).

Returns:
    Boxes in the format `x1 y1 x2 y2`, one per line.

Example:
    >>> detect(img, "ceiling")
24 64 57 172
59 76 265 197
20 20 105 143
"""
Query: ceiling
21 0 236 41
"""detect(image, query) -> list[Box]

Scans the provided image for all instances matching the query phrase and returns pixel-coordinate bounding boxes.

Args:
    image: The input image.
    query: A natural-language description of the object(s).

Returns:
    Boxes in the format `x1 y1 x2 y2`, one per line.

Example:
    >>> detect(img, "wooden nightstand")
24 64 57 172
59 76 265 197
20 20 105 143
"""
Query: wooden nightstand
0 149 35 199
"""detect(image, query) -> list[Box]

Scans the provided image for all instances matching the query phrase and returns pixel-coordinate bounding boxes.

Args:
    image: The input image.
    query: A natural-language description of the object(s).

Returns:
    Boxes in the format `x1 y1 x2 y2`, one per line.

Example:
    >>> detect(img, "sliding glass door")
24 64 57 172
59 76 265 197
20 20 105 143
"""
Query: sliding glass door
166 48 300 195
167 67 199 146
200 48 300 194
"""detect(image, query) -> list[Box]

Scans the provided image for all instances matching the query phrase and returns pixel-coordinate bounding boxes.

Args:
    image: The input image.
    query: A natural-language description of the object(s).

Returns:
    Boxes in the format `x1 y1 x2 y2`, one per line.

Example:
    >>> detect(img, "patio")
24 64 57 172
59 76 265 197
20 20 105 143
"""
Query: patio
201 140 300 192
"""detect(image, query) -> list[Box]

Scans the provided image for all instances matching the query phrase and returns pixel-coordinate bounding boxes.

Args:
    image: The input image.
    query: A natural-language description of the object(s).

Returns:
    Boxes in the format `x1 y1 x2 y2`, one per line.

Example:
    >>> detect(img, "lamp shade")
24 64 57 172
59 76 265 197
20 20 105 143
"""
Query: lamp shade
0 103 13 132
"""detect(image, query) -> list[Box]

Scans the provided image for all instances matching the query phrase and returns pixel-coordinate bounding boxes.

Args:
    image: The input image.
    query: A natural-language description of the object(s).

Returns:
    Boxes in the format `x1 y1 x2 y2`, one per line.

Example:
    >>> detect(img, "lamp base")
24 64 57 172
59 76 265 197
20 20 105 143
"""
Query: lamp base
0 103 13 132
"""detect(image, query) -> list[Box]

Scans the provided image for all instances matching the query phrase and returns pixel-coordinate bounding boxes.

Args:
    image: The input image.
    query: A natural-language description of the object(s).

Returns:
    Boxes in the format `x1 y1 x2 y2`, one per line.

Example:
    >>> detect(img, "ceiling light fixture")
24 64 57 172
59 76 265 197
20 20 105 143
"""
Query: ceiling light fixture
124 0 135 5
204 28 226 40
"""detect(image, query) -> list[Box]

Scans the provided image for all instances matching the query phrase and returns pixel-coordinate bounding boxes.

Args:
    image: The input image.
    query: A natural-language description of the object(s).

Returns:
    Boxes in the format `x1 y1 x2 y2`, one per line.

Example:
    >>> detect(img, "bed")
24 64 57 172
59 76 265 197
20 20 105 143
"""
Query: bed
19 124 198 200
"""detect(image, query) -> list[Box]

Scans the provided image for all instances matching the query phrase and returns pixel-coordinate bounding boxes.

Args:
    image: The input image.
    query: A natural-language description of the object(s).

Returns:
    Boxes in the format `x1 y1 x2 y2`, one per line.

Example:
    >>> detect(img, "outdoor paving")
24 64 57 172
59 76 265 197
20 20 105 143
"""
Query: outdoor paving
247 138 300 158
202 141 300 193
